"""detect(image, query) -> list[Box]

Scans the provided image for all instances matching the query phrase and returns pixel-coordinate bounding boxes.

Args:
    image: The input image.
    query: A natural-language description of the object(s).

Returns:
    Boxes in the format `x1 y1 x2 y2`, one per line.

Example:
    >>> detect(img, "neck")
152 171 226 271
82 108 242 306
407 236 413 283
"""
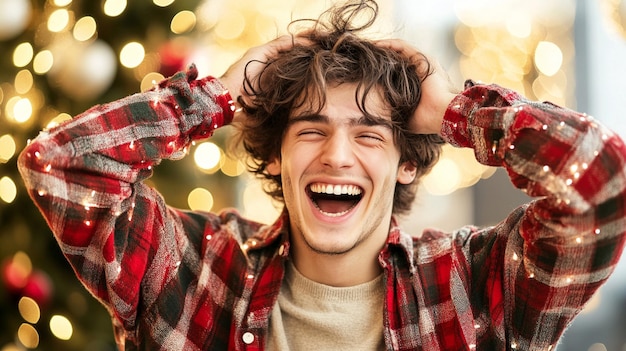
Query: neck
290 236 385 287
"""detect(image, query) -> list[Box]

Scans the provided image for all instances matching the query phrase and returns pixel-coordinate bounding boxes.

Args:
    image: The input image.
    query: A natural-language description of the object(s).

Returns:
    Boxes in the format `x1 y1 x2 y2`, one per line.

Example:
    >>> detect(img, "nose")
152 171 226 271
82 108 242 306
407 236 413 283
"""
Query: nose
319 132 355 169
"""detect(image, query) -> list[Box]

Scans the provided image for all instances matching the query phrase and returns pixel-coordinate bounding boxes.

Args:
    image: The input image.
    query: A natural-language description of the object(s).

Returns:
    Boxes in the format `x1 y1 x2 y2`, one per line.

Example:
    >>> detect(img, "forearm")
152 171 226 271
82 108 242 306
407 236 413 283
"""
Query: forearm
447 80 626 347
17 65 235 319
19 66 234 209
442 80 626 214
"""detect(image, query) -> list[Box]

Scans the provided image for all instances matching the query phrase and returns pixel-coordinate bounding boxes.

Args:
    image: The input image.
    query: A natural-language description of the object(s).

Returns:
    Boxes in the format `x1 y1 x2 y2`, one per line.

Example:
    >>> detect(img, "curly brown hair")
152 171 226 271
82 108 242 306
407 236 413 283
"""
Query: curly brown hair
235 0 444 215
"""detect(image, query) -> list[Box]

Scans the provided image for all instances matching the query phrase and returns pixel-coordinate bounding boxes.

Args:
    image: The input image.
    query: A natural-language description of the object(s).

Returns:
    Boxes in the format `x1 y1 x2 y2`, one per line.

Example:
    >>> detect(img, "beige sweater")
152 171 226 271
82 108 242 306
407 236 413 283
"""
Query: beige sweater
267 262 385 350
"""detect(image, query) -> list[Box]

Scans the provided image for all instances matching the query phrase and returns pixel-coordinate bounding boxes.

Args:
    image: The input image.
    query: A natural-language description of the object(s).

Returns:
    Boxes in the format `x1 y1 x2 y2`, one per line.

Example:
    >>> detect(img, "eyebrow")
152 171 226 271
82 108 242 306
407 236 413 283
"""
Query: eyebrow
287 113 393 130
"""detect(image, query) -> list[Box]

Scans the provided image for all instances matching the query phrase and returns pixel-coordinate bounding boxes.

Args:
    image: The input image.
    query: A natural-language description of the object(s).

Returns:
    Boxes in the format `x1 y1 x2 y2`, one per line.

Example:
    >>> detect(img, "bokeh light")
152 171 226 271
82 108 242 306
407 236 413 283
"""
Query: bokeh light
194 142 223 173
120 42 145 68
17 323 39 349
187 187 214 212
13 42 33 68
534 41 563 76
171 10 196 34
140 72 165 92
0 135 17 163
18 297 41 324
153 0 175 7
14 69 33 94
73 16 97 41
0 176 18 203
33 50 54 75
103 0 127 17
47 9 70 32
49 315 73 340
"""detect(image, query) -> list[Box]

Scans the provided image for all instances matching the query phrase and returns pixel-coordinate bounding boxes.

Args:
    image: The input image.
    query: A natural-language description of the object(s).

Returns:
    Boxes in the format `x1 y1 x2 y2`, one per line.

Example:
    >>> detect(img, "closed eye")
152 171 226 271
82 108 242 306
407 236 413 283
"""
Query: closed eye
358 133 384 141
297 129 326 140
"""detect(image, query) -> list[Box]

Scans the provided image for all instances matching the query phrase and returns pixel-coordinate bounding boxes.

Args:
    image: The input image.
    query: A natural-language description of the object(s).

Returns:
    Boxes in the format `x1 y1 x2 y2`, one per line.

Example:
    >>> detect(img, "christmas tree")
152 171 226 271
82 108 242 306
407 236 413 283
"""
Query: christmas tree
0 0 305 348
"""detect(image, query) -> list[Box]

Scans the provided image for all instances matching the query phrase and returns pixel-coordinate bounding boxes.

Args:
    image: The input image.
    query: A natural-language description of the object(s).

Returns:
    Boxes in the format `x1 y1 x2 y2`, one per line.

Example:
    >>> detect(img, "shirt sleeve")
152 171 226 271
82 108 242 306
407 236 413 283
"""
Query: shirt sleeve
441 80 626 349
17 65 235 330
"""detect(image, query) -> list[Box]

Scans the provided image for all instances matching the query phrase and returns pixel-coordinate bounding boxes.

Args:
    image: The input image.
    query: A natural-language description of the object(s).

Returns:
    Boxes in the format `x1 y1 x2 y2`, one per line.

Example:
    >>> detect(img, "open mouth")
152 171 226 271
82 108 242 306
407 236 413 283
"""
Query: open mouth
307 183 364 217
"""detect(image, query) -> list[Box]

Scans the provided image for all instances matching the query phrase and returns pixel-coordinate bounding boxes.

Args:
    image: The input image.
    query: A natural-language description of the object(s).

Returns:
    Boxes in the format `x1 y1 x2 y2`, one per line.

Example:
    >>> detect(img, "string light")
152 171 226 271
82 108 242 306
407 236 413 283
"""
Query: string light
193 142 223 173
535 41 564 76
188 187 214 212
103 0 127 17
73 16 97 41
0 176 18 203
32 50 54 75
153 0 175 7
0 134 17 162
47 9 70 32
119 42 145 68
171 10 196 34
17 323 39 348
13 42 33 68
18 297 41 324
49 315 73 340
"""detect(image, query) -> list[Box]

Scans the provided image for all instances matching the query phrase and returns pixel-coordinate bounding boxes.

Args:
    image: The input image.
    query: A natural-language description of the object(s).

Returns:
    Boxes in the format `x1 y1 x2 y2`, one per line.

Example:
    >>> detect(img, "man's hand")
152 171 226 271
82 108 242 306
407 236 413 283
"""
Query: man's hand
220 35 306 123
377 39 458 135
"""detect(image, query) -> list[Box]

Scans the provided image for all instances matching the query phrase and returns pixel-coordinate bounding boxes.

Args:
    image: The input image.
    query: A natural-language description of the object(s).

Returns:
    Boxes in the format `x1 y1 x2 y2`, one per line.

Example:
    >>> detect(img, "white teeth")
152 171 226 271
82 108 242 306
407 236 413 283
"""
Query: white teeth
319 209 350 217
310 183 362 196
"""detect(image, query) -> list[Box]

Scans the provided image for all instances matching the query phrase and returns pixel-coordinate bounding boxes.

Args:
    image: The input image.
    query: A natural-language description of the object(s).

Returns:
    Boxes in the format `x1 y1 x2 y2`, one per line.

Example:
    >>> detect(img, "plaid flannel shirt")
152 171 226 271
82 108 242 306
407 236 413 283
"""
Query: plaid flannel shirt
18 66 626 350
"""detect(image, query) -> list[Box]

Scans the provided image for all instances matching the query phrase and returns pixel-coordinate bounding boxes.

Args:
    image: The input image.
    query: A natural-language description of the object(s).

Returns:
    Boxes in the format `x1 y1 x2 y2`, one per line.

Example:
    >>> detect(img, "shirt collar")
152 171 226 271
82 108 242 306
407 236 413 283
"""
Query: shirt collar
382 217 416 273
246 211 415 270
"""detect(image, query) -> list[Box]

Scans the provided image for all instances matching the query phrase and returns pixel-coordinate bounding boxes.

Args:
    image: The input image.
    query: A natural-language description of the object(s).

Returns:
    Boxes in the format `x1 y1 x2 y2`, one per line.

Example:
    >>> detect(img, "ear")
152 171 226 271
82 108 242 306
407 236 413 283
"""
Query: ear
266 157 281 176
397 161 417 185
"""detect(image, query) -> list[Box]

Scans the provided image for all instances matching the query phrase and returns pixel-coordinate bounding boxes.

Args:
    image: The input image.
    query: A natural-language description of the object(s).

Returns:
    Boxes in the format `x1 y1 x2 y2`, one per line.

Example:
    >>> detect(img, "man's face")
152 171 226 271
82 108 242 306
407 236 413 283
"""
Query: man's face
267 83 417 257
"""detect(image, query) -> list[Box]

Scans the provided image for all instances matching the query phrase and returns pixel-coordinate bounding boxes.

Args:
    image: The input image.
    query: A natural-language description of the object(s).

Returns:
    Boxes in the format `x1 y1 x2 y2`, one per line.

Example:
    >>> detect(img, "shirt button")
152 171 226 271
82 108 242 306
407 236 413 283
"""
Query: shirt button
242 332 255 345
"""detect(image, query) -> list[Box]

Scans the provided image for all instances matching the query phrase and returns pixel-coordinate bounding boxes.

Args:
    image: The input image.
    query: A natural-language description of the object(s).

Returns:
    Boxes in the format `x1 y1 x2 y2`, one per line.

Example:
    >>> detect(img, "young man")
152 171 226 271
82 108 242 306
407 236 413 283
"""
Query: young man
18 1 626 350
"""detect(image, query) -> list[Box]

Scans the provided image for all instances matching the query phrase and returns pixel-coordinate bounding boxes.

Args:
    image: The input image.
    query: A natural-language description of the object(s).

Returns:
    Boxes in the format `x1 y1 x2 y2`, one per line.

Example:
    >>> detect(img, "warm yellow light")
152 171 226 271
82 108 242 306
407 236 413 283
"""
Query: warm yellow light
53 0 73 6
588 343 608 351
13 97 33 123
49 315 73 340
214 10 246 40
153 0 175 7
12 252 33 281
103 0 127 17
17 323 39 349
0 343 22 351
18 297 41 324
221 155 245 177
13 42 33 68
187 188 214 212
171 10 196 34
48 9 70 32
193 142 222 172
534 41 563 77
14 69 33 94
506 13 532 38
46 113 73 130
140 72 165 92
33 50 54 74
73 16 97 41
243 179 282 224
0 176 18 203
422 158 462 196
0 135 17 163
120 42 145 68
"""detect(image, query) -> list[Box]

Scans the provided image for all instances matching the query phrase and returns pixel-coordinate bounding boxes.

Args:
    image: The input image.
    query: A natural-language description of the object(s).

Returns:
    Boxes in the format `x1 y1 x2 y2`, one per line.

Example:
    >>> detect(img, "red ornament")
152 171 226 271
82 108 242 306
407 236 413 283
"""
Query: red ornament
22 270 53 307
159 39 192 77
1 258 29 293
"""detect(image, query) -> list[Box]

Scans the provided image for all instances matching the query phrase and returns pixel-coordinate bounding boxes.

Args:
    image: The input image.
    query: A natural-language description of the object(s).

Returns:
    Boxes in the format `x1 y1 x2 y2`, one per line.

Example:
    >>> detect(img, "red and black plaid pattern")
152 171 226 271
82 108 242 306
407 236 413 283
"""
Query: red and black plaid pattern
18 69 626 350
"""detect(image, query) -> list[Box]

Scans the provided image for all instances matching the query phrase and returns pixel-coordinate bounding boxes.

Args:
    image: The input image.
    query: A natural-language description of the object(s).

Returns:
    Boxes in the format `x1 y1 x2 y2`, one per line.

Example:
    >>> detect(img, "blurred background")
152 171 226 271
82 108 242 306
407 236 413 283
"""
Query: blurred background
0 0 625 350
